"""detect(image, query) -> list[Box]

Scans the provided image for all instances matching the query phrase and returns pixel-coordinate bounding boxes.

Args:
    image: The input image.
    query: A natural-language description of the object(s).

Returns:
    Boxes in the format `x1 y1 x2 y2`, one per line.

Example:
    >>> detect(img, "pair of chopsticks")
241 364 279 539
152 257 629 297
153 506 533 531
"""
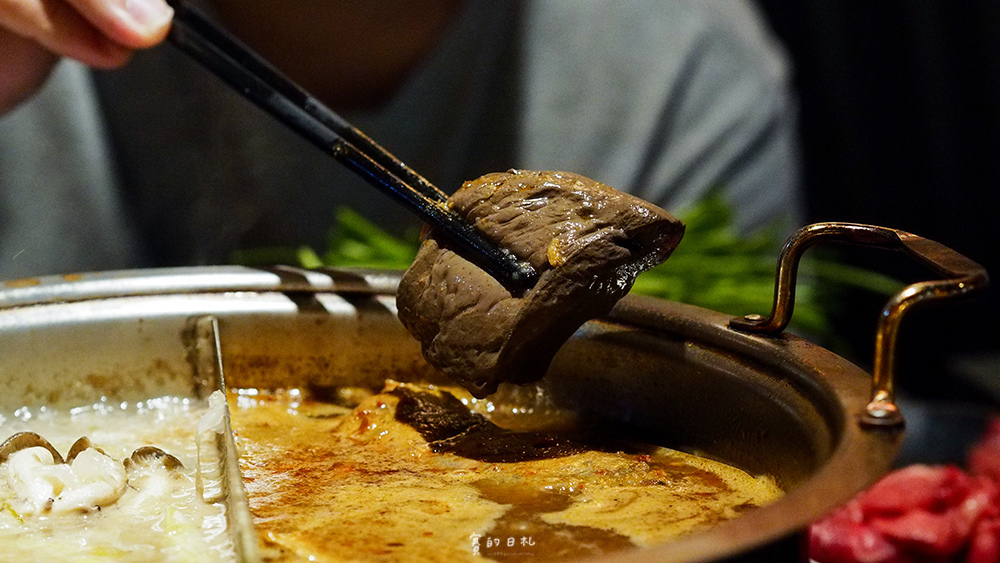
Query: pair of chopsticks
165 0 538 291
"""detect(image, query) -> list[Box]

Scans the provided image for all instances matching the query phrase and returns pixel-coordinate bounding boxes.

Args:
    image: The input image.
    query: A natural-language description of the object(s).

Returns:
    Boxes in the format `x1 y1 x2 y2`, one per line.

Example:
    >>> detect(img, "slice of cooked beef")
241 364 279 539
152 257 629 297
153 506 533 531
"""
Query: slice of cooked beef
396 169 684 398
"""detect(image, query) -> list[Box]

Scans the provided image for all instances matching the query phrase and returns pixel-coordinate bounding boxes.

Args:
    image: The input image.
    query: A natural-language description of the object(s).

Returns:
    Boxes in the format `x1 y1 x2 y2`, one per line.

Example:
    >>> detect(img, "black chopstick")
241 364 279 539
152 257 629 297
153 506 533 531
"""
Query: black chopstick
164 0 539 290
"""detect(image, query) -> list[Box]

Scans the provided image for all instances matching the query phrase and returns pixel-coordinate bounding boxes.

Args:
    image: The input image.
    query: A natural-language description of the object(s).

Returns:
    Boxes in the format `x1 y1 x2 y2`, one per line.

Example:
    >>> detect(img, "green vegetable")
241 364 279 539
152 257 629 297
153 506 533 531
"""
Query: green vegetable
230 208 421 271
320 207 421 268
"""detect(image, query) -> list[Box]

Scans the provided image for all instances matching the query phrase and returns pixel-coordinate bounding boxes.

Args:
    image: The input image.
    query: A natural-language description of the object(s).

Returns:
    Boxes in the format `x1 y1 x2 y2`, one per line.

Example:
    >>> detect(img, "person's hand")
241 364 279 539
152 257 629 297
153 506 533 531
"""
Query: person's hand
0 0 173 114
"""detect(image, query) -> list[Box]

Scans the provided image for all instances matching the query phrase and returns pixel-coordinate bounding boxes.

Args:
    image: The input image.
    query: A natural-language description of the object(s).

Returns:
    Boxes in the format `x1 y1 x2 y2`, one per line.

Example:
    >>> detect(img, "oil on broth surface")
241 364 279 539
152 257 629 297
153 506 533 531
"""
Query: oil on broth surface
229 382 781 562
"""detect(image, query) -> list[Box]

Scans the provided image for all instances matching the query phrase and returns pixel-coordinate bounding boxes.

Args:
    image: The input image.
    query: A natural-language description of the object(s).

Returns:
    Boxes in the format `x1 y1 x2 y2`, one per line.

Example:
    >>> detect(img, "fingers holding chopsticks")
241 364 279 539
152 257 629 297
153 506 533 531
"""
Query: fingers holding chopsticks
62 0 174 50
0 0 172 64
0 0 172 113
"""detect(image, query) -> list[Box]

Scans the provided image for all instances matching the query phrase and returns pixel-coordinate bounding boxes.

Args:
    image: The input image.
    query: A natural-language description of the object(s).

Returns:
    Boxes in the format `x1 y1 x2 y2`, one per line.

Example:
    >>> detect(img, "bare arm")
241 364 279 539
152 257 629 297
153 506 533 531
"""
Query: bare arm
0 0 172 115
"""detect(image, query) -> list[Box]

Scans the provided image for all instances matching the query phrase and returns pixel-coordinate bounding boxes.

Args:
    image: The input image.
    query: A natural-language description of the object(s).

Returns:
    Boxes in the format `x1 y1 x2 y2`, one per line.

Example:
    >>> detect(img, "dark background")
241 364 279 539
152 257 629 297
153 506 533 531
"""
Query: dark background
755 1 1000 401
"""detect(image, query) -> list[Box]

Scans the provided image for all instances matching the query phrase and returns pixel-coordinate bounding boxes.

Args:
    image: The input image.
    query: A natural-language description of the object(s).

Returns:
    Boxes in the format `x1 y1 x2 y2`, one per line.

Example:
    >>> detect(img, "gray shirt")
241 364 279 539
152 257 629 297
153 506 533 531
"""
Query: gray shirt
0 0 801 280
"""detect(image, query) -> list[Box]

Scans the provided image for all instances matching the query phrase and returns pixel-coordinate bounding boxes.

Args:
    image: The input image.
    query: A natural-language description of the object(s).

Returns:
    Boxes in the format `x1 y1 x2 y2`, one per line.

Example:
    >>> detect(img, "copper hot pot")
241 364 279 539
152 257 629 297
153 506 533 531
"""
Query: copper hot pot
0 222 987 562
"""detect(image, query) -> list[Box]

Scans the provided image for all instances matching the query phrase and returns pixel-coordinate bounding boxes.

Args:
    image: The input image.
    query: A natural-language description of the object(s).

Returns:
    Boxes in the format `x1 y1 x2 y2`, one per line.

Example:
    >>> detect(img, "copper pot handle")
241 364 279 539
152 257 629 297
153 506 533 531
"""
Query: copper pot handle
729 222 989 427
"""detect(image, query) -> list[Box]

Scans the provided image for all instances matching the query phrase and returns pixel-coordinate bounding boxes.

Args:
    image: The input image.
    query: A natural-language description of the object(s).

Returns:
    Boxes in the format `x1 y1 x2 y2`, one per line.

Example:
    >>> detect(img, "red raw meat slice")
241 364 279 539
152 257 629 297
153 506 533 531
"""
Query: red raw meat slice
969 419 1000 484
868 509 967 558
865 472 1000 558
809 510 901 563
810 468 1000 562
970 445 1000 484
810 417 1000 563
961 478 1000 526
967 518 1000 563
859 465 972 515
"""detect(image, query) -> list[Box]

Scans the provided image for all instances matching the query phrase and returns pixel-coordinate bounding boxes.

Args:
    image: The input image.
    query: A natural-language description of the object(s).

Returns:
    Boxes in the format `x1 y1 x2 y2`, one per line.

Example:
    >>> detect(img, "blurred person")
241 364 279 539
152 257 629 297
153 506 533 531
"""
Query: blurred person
0 0 802 280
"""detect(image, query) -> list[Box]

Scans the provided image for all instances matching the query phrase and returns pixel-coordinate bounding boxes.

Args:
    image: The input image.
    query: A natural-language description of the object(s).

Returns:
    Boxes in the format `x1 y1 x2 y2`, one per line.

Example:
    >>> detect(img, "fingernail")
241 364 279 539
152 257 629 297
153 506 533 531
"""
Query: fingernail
121 0 174 32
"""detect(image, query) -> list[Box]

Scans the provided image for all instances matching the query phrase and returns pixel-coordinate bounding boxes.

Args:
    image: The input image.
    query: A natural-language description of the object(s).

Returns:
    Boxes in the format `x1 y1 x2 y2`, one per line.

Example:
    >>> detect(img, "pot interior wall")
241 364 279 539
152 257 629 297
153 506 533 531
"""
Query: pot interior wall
542 322 836 489
211 294 839 490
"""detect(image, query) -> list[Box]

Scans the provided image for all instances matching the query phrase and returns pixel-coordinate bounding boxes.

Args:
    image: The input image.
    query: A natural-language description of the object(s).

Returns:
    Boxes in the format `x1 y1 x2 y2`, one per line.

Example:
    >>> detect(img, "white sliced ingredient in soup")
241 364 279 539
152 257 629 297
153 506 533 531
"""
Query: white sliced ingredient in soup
0 394 235 562
4 446 127 515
